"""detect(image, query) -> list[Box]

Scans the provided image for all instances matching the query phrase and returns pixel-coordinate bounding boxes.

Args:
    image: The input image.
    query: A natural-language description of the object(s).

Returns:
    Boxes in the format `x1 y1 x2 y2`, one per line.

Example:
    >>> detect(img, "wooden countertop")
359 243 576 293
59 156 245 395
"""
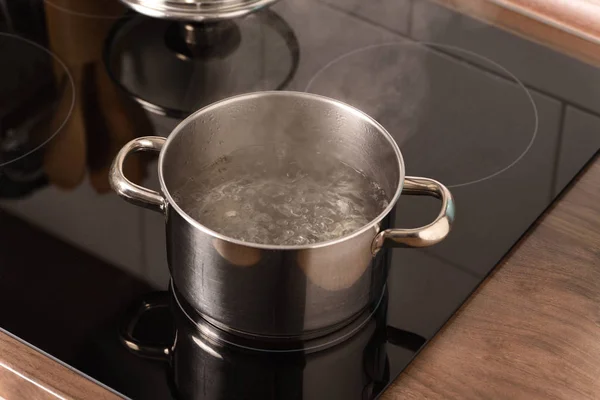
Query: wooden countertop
487 0 600 44
0 329 121 399
436 0 600 66
384 157 600 399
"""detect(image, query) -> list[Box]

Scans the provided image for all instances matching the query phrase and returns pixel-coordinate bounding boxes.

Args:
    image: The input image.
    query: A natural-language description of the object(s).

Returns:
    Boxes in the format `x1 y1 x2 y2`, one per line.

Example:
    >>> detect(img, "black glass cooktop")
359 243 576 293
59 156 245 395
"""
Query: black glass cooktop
1 0 600 399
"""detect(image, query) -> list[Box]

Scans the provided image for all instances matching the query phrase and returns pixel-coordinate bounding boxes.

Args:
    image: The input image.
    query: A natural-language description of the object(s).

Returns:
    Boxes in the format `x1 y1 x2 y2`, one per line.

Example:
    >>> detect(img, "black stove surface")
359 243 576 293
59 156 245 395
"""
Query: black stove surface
1 0 600 399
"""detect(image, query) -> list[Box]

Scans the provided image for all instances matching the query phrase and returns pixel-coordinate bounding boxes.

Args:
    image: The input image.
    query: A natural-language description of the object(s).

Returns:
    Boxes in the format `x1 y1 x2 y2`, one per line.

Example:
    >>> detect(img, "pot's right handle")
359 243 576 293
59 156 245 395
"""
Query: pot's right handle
109 136 167 214
372 176 455 254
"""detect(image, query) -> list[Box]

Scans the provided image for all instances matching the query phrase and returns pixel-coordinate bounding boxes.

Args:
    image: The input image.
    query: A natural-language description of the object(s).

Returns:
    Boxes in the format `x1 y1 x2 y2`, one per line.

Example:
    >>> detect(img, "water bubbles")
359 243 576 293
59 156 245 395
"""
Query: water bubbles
255 213 273 223
173 145 389 245
336 199 350 213
276 147 287 159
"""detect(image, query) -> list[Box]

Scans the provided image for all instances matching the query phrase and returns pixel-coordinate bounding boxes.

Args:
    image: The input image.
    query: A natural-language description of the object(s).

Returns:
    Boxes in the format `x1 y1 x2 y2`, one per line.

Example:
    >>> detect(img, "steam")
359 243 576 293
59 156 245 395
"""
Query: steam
306 42 430 147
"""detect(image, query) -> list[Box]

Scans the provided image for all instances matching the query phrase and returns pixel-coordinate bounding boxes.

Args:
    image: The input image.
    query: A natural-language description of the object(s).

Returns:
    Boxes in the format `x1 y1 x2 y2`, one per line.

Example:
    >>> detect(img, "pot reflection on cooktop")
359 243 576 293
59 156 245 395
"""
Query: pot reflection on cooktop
104 9 299 118
121 284 426 400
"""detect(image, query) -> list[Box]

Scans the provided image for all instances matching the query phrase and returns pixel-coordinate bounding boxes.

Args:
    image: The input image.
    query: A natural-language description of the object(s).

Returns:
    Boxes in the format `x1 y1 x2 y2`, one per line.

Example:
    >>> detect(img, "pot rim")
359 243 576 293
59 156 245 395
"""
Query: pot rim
157 90 405 250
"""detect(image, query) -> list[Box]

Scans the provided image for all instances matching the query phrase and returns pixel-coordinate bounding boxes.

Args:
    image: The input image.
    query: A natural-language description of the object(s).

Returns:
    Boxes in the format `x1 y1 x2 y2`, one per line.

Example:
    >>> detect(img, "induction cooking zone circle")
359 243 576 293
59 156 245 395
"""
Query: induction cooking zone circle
306 42 538 189
0 33 75 168
120 0 280 21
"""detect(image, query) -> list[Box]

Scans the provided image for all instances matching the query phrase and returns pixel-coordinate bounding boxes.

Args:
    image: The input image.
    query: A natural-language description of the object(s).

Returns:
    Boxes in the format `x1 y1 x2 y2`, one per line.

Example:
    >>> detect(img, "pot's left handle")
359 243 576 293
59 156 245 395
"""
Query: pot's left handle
110 136 167 214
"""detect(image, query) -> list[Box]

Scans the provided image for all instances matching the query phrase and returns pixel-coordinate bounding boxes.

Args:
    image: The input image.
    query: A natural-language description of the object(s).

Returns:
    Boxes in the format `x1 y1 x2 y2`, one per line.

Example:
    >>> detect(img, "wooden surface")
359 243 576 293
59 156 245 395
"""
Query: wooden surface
383 157 600 399
488 0 600 44
0 330 122 400
435 0 600 66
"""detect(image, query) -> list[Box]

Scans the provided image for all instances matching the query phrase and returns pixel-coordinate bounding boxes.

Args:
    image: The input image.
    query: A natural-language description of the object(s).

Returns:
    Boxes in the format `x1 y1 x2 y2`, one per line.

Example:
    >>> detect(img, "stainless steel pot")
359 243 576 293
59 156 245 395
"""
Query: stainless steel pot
110 91 455 339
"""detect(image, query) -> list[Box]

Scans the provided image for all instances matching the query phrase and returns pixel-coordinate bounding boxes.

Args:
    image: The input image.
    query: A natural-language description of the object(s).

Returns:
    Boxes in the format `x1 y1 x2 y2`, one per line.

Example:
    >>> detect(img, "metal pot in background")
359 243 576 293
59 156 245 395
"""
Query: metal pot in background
119 0 280 22
103 8 299 119
120 283 426 400
109 91 455 339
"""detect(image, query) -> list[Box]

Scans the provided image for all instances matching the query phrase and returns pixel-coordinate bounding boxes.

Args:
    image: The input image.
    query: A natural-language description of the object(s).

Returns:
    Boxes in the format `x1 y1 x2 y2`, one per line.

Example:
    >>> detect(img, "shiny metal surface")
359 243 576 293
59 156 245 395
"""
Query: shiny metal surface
170 298 386 400
120 285 394 400
120 292 172 360
109 136 167 213
103 10 300 119
110 91 455 338
372 177 455 253
120 0 279 21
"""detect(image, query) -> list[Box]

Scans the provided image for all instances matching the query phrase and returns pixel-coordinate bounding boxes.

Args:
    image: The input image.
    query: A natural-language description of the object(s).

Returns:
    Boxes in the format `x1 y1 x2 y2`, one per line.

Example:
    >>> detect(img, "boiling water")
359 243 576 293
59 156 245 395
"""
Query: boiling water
173 146 389 245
